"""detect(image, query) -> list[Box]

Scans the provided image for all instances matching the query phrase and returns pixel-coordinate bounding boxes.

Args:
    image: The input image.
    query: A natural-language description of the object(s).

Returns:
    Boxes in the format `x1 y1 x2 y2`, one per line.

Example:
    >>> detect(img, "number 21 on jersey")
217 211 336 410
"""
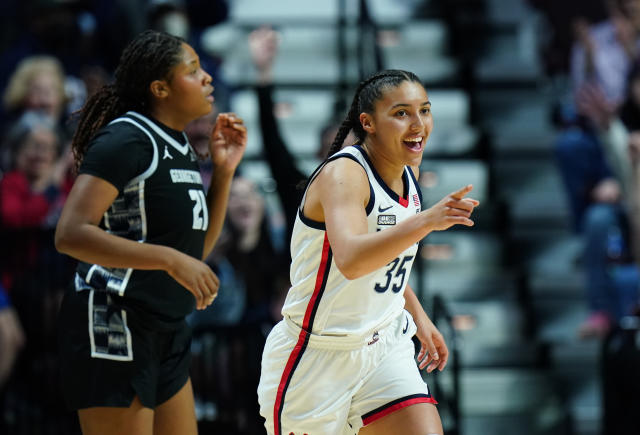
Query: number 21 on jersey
189 189 208 231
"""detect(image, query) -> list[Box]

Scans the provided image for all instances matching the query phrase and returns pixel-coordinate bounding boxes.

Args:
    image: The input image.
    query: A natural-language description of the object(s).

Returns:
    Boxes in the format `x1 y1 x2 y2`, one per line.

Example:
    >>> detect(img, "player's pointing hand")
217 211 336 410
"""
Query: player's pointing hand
423 184 480 232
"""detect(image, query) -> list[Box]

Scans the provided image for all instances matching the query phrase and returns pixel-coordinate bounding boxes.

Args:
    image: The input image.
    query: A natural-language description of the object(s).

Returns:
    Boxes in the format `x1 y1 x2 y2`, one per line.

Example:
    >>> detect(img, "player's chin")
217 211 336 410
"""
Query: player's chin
406 152 424 167
194 103 213 119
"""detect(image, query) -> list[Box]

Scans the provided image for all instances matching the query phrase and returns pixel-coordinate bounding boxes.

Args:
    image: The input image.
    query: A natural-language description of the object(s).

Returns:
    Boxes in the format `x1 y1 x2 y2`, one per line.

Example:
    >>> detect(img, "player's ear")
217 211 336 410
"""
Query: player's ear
150 80 169 99
360 113 375 134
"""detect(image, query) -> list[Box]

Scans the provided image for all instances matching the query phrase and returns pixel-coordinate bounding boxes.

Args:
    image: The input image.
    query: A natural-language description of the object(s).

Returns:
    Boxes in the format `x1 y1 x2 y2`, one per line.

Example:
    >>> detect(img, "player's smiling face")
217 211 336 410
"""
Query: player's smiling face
363 81 432 167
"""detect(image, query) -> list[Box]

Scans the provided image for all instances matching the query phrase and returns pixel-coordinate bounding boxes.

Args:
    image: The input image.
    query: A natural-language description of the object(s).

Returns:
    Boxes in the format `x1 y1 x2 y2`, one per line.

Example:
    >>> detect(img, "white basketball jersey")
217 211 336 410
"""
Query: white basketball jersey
281 145 423 338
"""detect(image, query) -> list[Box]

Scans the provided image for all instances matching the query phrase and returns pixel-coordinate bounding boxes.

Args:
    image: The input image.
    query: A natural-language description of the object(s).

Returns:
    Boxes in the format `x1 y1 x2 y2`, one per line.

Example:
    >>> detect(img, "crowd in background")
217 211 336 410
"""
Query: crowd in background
0 1 281 432
531 0 640 337
1 0 640 433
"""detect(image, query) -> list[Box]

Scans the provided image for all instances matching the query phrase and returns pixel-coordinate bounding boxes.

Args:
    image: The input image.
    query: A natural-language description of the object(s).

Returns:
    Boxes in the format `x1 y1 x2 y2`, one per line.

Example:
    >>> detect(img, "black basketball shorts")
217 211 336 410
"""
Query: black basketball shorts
57 288 192 410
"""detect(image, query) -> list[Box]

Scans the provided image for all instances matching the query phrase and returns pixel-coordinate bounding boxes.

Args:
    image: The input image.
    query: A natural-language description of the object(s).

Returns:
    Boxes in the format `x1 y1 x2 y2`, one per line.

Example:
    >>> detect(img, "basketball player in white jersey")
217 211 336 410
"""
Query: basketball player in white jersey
258 69 479 435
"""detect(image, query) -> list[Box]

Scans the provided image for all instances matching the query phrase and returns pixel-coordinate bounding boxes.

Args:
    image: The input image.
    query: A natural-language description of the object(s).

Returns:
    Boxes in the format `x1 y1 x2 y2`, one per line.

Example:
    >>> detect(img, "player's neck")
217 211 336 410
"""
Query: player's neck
361 141 405 192
149 107 188 132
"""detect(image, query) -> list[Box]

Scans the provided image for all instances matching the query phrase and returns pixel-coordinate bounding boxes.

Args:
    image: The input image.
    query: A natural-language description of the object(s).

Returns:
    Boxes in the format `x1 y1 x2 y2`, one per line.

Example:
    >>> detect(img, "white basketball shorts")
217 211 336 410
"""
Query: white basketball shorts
257 309 437 435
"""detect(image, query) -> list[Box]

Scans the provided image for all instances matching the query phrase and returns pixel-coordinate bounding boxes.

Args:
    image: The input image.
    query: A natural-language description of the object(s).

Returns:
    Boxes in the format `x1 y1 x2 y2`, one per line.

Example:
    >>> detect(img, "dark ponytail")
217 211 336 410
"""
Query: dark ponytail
70 84 122 172
325 69 422 159
70 30 185 171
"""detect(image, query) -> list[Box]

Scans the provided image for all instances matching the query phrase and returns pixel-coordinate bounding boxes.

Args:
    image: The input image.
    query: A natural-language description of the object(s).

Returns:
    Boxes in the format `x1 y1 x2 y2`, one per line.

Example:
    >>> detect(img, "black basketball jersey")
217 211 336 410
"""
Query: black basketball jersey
74 111 208 325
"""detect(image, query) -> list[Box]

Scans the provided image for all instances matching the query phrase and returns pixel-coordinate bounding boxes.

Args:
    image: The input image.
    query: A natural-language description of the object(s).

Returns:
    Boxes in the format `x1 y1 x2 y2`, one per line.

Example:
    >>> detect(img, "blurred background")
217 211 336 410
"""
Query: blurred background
1 0 640 434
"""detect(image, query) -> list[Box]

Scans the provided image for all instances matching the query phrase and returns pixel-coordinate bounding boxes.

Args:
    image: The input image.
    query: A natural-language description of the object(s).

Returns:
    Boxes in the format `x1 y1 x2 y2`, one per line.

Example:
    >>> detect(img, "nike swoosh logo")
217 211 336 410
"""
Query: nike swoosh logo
378 205 393 213
402 316 409 334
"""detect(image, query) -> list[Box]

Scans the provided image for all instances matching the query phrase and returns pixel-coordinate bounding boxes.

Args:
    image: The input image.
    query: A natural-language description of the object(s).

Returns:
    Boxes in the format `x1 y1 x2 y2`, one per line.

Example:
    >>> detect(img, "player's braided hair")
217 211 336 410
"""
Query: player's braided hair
326 69 422 159
70 30 185 171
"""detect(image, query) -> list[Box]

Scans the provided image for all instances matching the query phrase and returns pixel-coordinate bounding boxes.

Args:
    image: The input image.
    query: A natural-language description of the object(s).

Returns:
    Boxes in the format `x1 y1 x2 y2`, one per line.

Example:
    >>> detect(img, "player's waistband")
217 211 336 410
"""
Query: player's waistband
282 311 403 350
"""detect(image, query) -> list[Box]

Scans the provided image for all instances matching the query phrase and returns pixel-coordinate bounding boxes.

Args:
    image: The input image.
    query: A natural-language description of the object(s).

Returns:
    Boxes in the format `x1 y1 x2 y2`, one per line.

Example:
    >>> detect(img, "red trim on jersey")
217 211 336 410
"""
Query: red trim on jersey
362 396 437 426
273 233 332 435
399 197 409 207
301 233 331 330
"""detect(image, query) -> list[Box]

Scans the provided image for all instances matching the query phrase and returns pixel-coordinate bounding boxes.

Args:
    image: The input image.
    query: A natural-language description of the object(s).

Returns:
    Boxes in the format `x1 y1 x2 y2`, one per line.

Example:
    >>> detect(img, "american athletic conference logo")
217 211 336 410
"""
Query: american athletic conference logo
377 215 396 225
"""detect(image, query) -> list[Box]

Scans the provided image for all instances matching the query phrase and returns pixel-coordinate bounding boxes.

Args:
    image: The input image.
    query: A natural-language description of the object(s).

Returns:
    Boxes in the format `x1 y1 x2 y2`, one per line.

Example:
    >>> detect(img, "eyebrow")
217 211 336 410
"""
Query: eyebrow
390 101 431 109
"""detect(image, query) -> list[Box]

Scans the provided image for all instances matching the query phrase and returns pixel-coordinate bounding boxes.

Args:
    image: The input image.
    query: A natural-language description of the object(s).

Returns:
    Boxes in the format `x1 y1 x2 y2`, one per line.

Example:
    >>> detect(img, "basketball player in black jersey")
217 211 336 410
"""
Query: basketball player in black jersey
54 30 246 434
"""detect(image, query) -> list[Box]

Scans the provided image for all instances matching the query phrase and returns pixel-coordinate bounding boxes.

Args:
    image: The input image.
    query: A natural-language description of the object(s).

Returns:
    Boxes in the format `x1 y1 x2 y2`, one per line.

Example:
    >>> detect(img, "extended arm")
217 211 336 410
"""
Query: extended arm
257 85 306 237
313 158 479 279
250 26 306 241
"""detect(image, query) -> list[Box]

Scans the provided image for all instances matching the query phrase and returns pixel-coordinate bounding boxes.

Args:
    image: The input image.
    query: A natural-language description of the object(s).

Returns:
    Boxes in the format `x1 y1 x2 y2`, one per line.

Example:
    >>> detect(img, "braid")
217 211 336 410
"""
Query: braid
69 30 184 171
325 74 383 158
70 85 122 172
325 69 422 159
326 118 354 158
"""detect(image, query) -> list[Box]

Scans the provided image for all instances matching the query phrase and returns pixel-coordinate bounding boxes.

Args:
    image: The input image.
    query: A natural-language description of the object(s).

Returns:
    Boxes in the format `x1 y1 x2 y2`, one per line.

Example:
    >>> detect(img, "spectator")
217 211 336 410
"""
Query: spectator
571 0 640 108
0 111 72 291
528 0 608 77
0 111 71 226
225 175 287 325
187 174 287 327
554 0 640 228
553 0 640 225
552 0 640 338
562 62 640 338
0 113 74 434
2 55 68 130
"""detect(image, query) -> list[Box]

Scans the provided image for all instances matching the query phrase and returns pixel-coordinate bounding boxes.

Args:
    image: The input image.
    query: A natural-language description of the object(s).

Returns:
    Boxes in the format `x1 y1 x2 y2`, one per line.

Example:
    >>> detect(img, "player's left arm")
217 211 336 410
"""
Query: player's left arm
404 284 448 372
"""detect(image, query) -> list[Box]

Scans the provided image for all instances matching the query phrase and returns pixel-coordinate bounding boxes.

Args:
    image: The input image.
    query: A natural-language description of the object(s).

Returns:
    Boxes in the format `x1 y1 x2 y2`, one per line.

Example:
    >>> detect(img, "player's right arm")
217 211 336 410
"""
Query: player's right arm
55 174 218 310
307 158 478 280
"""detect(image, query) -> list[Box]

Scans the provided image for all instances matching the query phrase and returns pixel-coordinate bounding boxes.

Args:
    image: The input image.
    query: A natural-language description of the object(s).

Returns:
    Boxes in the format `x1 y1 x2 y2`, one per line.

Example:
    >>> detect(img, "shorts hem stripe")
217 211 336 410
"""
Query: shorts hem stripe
361 394 437 426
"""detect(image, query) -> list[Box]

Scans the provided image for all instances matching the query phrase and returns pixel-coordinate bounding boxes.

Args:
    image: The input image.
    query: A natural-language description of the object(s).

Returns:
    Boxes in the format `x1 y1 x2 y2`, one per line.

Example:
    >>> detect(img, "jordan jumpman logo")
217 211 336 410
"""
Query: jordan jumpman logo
163 146 173 160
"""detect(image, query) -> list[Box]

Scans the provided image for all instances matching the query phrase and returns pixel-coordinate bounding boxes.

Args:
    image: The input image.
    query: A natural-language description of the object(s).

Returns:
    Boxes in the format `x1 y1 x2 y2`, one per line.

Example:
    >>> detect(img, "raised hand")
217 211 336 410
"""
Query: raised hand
248 26 280 81
209 112 247 176
423 184 480 232
575 82 615 130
